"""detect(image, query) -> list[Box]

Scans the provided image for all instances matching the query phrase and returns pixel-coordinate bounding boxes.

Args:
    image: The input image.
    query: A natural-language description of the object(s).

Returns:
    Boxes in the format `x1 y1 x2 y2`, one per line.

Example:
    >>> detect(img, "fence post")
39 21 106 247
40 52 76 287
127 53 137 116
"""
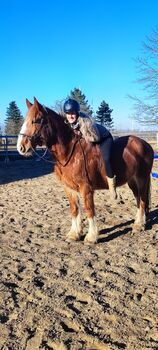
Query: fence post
4 136 9 163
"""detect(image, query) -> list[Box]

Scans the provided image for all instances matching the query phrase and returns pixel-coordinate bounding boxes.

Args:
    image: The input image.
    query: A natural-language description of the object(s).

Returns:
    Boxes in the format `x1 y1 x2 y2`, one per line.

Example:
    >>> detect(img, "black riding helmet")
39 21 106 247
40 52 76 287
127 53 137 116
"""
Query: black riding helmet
63 99 80 115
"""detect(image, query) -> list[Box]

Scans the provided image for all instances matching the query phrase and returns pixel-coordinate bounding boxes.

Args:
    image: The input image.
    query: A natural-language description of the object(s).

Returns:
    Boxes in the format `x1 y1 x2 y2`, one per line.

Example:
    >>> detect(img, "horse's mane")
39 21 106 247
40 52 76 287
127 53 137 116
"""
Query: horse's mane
45 106 64 120
45 106 73 144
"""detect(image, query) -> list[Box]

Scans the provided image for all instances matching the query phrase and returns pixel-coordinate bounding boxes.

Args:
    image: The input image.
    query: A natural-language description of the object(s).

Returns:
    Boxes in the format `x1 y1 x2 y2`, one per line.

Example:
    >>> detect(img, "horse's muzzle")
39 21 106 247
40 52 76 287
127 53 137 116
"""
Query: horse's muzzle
17 135 32 156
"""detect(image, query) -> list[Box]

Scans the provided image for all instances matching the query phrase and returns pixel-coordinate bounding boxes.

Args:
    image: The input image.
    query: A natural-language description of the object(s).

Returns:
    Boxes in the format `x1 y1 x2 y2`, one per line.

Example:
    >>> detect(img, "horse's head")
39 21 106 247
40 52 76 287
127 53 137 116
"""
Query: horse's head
17 97 52 156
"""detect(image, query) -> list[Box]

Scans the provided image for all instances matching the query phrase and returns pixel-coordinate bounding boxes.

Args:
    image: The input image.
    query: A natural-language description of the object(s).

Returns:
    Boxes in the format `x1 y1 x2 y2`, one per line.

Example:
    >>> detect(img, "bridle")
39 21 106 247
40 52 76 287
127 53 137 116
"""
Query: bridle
19 107 92 184
19 106 48 143
20 118 46 142
19 106 54 162
19 106 80 167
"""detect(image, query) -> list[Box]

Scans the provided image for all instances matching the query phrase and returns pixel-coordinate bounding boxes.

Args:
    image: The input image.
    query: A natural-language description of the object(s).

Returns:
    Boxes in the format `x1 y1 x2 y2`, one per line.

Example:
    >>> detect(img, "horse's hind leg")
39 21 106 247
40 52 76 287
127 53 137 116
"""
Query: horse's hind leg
133 198 146 232
80 185 98 244
128 178 148 233
64 186 82 241
134 176 151 232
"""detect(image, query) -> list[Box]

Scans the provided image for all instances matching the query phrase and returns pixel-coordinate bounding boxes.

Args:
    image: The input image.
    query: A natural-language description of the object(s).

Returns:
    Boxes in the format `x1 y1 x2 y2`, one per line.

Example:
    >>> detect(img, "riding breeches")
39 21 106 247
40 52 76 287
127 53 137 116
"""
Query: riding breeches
100 136 113 178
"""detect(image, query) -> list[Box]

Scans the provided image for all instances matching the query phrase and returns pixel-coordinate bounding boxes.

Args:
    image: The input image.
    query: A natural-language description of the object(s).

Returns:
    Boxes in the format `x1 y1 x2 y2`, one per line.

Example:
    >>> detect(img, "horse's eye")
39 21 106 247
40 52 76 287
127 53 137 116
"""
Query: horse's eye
32 118 42 125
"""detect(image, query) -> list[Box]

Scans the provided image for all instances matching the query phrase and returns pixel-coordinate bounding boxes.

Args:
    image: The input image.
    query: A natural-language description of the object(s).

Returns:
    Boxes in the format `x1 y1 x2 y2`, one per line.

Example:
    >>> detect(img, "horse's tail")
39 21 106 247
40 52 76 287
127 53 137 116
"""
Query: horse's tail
145 175 152 216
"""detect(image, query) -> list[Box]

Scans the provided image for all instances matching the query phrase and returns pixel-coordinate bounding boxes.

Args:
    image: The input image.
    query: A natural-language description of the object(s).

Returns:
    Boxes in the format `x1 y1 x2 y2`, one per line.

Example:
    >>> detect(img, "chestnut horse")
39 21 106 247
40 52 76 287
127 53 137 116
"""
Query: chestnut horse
17 97 154 243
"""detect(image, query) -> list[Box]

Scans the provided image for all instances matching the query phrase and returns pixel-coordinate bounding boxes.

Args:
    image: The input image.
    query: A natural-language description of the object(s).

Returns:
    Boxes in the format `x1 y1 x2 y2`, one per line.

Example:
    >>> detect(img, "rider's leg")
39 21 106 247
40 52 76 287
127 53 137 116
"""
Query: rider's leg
100 137 118 200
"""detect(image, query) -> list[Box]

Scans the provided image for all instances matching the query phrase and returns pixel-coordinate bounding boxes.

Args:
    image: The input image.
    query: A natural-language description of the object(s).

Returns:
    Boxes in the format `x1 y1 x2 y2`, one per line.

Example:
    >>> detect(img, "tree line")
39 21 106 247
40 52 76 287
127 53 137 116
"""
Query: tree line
3 88 114 136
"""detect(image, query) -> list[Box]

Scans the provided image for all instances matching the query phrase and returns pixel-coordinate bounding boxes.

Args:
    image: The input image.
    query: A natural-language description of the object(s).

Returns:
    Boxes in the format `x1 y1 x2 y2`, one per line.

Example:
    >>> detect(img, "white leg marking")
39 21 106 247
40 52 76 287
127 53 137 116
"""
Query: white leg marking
134 208 146 225
84 217 98 244
70 211 82 235
66 202 82 241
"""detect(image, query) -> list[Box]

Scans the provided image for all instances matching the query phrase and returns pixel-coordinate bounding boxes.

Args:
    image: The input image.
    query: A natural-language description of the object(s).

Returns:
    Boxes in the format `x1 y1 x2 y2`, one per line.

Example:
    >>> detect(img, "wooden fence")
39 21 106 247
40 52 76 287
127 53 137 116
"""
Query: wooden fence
0 135 44 162
0 135 18 162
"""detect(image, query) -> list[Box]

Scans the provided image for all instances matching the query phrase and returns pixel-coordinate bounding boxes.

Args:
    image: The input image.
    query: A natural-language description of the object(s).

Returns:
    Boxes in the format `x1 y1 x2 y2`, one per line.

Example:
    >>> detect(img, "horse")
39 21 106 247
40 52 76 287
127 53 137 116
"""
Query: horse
17 97 154 244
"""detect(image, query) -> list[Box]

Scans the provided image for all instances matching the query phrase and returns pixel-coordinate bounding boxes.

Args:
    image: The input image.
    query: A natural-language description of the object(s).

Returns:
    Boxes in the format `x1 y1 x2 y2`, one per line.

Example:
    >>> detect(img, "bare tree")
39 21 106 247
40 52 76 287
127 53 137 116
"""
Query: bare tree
52 99 65 116
130 28 158 126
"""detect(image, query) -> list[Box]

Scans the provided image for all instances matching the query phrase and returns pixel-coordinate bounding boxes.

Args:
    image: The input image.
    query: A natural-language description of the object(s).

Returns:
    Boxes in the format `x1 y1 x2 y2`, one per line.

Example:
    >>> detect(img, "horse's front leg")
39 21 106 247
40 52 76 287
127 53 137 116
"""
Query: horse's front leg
80 185 99 244
64 186 82 241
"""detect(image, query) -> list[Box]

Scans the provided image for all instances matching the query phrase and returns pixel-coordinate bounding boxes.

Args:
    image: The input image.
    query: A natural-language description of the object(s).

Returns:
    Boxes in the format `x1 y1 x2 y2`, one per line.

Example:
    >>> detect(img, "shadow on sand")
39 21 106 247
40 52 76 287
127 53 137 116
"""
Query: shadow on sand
146 206 158 229
0 158 54 185
98 219 133 243
98 207 158 243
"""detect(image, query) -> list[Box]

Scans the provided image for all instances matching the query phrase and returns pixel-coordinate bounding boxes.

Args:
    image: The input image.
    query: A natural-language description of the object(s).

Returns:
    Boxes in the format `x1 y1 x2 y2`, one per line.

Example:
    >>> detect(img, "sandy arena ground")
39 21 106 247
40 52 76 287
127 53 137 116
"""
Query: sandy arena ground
0 159 158 350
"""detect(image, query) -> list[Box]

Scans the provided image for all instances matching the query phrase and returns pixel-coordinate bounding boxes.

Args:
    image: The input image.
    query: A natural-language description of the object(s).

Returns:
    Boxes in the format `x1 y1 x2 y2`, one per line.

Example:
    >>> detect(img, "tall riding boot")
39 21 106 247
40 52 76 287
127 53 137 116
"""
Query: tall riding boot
107 176 118 200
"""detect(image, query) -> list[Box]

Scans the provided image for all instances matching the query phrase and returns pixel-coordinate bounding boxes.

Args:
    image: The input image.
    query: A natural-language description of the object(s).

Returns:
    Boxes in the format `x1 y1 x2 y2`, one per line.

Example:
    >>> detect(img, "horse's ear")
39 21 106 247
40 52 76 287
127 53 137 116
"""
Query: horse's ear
34 97 40 110
26 98 33 109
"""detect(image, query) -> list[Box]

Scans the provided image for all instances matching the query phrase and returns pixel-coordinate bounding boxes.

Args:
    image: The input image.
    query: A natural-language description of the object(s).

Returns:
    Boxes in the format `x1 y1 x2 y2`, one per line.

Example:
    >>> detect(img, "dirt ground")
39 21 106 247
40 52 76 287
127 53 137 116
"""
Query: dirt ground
0 159 158 350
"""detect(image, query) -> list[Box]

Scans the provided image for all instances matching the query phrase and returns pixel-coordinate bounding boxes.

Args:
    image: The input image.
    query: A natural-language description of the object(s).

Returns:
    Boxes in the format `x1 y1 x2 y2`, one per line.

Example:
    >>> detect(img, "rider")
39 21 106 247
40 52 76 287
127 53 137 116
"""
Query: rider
63 98 118 201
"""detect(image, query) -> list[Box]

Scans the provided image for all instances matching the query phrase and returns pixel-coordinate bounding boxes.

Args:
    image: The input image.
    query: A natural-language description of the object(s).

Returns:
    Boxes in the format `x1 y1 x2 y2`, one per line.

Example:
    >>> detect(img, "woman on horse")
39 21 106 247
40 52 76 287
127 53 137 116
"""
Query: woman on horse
63 98 118 201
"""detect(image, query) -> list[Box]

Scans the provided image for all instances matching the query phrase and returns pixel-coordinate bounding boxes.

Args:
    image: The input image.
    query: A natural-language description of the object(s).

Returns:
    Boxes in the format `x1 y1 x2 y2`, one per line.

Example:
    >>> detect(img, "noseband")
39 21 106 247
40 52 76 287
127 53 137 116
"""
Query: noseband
20 118 45 142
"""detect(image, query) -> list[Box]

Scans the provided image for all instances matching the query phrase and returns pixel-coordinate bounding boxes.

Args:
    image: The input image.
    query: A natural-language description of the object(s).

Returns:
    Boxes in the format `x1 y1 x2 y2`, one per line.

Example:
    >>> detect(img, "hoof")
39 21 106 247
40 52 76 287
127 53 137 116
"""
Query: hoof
132 223 145 235
84 235 98 245
65 236 77 242
65 231 81 242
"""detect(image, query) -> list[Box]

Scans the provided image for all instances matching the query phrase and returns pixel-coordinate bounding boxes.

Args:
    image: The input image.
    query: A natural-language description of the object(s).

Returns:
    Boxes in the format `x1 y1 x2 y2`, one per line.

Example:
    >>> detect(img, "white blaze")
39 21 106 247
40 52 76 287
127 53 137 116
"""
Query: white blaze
17 121 28 154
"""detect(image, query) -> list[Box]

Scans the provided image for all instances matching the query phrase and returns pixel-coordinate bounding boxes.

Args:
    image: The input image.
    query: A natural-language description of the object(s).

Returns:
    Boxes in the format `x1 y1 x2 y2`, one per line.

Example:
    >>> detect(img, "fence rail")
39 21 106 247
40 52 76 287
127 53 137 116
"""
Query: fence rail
113 130 158 141
0 135 18 162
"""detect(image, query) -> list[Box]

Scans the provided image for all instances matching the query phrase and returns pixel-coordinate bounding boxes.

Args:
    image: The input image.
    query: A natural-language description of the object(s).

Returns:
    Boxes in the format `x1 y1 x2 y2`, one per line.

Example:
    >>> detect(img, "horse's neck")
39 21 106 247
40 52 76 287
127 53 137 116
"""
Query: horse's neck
48 112 74 161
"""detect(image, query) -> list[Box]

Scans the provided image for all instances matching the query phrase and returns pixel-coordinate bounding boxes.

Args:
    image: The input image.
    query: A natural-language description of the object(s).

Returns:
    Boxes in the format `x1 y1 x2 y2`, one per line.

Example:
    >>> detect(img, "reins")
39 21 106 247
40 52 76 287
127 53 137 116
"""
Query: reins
78 139 92 186
31 138 92 186
30 137 80 167
30 137 92 188
30 147 55 164
53 137 80 167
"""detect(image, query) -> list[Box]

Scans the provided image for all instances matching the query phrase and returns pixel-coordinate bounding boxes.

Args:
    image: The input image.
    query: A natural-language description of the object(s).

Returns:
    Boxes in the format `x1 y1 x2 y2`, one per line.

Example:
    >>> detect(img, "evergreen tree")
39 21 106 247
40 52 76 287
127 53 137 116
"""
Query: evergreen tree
68 88 93 115
96 100 114 129
5 101 23 135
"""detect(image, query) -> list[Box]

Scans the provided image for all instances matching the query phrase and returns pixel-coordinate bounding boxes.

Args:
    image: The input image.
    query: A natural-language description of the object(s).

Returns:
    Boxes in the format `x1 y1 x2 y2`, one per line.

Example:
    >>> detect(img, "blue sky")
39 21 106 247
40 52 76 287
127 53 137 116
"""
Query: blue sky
0 0 158 130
